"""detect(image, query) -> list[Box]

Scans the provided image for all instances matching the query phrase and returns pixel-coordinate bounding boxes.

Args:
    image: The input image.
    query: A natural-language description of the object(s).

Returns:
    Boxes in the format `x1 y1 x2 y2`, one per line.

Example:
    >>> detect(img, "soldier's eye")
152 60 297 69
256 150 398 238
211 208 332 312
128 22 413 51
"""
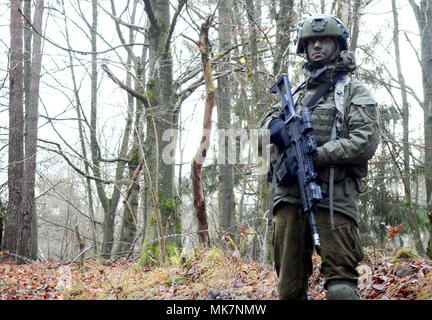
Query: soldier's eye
307 38 318 45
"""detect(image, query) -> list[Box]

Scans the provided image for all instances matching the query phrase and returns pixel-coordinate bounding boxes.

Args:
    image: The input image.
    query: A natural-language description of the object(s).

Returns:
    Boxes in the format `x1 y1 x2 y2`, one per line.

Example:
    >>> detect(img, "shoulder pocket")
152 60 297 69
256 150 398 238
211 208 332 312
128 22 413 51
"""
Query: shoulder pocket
351 95 378 122
351 95 376 106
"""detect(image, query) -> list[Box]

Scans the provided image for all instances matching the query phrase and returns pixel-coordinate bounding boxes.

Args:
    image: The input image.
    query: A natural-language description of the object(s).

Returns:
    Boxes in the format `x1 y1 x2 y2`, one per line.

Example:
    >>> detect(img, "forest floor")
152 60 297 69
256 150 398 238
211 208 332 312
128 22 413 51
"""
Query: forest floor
0 247 432 300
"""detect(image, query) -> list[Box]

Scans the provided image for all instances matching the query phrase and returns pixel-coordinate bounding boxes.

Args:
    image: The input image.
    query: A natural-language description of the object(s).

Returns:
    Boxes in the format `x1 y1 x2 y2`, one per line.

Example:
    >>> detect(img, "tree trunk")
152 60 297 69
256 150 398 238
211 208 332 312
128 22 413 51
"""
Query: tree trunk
112 0 141 257
0 201 4 247
23 0 31 115
273 0 294 77
118 91 143 256
19 0 44 262
191 16 216 248
144 0 178 245
409 0 432 258
74 225 85 264
3 0 24 256
349 0 361 52
88 0 114 256
88 0 130 257
217 0 235 240
62 0 99 256
392 0 425 255
335 0 351 26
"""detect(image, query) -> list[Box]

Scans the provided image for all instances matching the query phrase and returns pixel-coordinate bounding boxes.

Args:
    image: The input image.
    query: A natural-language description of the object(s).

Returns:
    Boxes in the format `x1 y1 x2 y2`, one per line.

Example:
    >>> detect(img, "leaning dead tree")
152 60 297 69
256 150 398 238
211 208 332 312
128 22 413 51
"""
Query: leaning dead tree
190 16 216 248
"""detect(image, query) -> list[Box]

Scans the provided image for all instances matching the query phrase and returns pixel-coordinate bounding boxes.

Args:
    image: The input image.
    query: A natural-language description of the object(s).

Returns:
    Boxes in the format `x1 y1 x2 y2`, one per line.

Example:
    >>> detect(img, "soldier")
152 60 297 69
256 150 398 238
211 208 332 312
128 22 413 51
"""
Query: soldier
261 15 380 299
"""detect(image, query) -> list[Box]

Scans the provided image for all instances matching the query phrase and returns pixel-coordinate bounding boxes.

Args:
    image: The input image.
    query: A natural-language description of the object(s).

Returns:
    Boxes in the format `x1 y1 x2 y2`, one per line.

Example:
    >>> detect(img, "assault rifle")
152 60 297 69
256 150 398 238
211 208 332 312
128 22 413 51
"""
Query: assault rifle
270 74 322 247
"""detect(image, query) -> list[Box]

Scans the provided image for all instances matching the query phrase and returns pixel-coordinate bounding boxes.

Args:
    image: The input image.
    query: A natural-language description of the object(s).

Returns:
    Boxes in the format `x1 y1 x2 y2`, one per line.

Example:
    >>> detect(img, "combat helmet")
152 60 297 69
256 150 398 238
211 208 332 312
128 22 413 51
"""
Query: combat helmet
295 14 350 54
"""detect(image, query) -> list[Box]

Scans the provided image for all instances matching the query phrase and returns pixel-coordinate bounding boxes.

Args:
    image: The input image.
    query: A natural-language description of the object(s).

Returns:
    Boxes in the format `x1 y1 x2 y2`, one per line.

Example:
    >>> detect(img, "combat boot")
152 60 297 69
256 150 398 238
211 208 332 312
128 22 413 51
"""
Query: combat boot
326 280 360 300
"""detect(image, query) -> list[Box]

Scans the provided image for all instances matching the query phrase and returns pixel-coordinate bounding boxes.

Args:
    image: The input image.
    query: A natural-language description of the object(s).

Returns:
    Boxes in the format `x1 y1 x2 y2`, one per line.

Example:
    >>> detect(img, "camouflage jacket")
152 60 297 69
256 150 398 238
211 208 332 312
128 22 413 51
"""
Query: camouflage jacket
260 51 381 224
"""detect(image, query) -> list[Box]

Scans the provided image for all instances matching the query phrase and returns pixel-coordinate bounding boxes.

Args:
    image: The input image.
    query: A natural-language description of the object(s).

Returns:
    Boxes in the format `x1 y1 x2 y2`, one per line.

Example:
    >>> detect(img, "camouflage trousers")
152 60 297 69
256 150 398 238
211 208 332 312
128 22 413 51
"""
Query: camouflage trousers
272 202 364 300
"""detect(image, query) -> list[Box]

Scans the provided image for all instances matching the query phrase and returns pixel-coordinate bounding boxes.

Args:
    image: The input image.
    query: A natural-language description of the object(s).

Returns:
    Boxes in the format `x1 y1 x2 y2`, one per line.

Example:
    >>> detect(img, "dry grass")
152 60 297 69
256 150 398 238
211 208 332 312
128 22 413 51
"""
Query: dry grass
59 247 279 300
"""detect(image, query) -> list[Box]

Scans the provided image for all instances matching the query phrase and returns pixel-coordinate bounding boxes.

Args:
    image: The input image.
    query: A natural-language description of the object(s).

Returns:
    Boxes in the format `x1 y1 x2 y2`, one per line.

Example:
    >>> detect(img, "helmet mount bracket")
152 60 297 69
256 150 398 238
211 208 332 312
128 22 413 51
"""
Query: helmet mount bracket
311 18 328 32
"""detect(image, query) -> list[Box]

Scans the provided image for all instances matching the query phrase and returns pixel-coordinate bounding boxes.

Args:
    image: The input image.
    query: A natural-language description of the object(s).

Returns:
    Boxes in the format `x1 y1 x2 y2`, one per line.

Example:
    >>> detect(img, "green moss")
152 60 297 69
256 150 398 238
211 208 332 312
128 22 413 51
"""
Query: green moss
137 240 160 268
146 89 158 106
173 91 179 105
166 242 181 265
164 275 189 286
149 217 157 227
131 198 139 207
391 248 419 263
146 79 158 106
157 16 169 34
175 213 182 236
137 240 181 268
129 149 140 167
162 197 176 210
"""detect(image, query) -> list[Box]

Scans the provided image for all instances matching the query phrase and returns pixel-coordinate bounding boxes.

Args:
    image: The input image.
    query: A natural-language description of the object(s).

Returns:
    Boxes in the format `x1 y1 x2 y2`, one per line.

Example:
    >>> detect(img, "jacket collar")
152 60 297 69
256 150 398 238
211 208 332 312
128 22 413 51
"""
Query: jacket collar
304 50 356 88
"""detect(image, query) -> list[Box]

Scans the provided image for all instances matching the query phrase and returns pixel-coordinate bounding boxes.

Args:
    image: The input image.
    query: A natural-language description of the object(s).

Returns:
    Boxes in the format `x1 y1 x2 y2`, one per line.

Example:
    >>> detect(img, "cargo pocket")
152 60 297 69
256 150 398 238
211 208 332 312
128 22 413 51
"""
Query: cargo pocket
350 224 364 263
342 176 357 197
354 176 364 194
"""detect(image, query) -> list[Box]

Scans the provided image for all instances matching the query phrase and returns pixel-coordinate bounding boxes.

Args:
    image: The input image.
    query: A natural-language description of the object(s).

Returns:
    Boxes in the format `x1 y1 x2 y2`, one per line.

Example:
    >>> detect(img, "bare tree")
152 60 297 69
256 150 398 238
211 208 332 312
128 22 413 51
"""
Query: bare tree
409 0 432 258
392 0 425 255
60 0 99 255
191 15 217 248
19 0 44 262
272 0 294 78
217 0 235 240
143 0 185 247
2 0 44 263
3 0 24 257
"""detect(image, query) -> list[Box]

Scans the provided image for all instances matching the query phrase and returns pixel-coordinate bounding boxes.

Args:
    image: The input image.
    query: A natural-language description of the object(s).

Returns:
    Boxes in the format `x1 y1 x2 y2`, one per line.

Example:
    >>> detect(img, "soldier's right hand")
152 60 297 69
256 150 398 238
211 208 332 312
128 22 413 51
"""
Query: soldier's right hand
269 118 290 147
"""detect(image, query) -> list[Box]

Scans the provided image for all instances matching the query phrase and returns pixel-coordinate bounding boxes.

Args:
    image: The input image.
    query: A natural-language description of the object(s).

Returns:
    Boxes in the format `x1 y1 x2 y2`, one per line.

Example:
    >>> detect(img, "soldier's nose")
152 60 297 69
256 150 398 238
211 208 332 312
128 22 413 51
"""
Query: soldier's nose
313 40 322 49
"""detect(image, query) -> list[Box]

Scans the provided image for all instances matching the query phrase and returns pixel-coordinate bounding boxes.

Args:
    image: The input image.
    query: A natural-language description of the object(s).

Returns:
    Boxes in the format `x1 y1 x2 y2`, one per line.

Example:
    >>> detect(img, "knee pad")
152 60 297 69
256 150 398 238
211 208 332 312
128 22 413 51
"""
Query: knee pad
326 280 360 300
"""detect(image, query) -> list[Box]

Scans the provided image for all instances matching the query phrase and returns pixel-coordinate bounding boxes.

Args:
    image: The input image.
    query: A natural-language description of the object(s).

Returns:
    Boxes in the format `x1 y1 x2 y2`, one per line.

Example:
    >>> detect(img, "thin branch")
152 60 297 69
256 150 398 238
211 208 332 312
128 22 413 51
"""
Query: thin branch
142 0 160 31
98 2 146 31
101 63 150 105
38 139 112 184
164 0 187 54
19 8 147 56
404 31 422 66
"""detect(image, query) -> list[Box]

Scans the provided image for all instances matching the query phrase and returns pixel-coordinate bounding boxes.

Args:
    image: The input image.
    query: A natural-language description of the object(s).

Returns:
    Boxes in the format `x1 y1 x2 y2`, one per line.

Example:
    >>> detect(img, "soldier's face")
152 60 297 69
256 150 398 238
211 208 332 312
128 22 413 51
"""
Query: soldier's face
306 37 336 64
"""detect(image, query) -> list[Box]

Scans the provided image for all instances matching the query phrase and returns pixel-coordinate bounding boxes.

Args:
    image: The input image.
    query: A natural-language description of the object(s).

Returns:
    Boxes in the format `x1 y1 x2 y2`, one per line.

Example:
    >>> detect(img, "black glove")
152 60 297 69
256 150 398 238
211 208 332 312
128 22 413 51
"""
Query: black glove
269 118 290 147
285 153 298 178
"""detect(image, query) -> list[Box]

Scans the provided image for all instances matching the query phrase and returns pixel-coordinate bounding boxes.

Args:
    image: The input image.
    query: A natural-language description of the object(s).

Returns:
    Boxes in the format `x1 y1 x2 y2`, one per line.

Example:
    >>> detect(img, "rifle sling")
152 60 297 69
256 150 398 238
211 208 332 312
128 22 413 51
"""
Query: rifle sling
305 72 348 109
329 117 338 231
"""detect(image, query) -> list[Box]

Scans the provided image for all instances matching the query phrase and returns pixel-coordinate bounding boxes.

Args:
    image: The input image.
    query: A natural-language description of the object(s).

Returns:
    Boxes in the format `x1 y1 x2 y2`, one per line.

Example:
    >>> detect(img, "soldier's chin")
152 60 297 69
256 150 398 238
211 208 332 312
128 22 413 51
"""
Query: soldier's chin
307 59 328 68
